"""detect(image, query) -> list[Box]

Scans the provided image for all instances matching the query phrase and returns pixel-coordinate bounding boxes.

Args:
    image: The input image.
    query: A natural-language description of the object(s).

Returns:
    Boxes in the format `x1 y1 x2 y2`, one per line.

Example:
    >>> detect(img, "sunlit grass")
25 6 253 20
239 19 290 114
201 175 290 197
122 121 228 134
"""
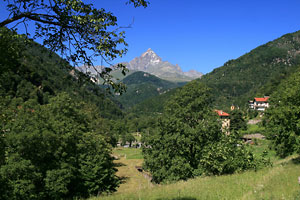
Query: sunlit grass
93 155 300 200
241 123 266 135
91 145 300 200
113 147 143 159
246 139 278 163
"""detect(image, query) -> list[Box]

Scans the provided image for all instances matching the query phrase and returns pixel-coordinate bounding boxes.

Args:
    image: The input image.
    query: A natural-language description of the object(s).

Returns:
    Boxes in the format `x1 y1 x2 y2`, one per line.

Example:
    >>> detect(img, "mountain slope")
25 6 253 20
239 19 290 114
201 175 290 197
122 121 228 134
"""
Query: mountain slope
0 30 123 119
129 87 179 115
115 71 186 109
199 30 300 110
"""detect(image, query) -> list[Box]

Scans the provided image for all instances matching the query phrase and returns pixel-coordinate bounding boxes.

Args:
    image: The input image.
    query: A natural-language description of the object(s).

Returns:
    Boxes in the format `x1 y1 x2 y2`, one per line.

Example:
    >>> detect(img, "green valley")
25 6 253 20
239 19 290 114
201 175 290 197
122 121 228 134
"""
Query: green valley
1 1 300 199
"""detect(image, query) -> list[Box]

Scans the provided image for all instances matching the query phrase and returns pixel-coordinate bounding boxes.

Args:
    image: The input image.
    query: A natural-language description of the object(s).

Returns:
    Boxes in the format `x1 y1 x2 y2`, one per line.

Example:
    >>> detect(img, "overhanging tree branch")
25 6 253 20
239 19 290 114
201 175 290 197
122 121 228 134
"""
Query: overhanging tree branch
0 0 149 93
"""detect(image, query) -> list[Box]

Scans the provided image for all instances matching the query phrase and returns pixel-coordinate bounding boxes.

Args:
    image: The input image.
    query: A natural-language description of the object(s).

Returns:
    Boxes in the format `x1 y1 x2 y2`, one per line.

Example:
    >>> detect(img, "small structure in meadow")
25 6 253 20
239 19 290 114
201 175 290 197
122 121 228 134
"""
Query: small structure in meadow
242 133 265 144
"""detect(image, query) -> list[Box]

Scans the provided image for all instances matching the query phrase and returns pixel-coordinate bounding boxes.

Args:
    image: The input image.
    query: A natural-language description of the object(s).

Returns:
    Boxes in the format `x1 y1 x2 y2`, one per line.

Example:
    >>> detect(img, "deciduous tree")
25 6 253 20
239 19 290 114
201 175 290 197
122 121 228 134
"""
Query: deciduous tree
230 109 247 133
264 69 300 157
0 93 119 199
143 81 267 183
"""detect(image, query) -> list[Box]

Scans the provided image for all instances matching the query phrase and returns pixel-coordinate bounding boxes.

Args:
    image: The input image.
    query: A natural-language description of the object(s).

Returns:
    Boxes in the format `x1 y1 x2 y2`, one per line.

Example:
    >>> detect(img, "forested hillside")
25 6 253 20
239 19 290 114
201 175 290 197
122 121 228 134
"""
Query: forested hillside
115 71 186 109
129 87 179 115
0 28 124 199
200 30 300 110
0 30 123 119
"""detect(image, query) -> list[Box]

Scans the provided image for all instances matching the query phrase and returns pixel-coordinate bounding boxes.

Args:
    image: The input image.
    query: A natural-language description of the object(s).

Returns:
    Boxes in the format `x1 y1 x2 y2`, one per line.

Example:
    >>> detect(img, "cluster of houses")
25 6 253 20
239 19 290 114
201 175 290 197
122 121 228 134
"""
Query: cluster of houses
215 96 270 132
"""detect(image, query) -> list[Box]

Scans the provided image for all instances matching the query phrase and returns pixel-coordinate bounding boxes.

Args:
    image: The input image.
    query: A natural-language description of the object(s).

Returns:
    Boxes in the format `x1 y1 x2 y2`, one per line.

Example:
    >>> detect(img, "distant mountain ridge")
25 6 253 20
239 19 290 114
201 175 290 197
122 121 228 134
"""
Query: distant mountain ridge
77 48 203 82
124 48 203 82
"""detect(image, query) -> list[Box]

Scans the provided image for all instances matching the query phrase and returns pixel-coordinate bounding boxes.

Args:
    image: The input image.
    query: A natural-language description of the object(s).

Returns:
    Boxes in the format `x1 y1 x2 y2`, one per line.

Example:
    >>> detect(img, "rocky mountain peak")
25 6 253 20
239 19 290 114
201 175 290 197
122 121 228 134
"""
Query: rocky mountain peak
125 48 203 81
140 48 162 64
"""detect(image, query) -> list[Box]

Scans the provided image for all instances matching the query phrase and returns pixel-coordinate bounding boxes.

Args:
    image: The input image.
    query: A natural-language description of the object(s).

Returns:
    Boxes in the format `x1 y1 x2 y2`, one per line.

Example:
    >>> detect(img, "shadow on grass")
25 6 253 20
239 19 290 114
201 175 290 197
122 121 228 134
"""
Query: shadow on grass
156 197 196 200
292 156 300 164
118 176 129 184
114 162 126 167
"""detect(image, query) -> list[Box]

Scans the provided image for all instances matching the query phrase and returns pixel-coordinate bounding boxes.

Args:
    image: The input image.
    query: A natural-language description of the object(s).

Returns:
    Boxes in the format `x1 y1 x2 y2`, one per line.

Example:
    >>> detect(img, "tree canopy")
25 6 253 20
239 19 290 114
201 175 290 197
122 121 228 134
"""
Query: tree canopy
142 81 263 183
0 93 120 199
264 68 300 157
0 0 149 93
229 109 247 133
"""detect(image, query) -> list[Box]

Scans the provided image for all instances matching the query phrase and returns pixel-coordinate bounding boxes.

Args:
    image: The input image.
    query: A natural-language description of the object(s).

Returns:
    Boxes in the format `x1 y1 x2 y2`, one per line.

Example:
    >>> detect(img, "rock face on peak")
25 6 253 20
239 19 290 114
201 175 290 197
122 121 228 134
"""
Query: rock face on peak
125 49 203 82
128 48 163 71
141 48 162 64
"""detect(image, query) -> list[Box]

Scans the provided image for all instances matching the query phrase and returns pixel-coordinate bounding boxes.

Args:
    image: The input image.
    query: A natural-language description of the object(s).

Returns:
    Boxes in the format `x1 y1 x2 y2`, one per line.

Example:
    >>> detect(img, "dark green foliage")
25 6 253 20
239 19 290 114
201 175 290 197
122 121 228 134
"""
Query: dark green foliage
0 94 119 199
0 28 122 199
116 71 186 109
247 109 259 119
229 109 247 133
264 68 300 158
200 30 300 110
129 87 179 116
0 27 123 119
142 81 261 183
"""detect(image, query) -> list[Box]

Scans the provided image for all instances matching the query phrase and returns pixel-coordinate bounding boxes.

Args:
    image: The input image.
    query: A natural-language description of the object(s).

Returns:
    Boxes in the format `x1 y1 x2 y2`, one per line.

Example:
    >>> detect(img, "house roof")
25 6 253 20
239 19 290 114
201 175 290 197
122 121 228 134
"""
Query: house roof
254 97 269 102
215 110 230 117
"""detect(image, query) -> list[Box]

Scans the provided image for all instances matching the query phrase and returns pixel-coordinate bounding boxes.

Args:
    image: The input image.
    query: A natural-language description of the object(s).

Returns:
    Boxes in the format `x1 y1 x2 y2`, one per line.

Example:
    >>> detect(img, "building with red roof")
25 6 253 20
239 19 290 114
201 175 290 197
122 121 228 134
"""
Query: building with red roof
215 110 230 134
215 110 230 117
249 97 269 111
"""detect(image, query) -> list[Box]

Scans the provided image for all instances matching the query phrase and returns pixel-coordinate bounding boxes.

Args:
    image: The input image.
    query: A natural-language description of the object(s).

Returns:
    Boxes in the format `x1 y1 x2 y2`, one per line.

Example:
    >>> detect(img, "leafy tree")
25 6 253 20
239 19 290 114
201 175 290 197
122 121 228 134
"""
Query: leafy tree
229 109 247 133
0 0 149 93
247 109 259 119
120 133 136 147
0 93 119 199
264 69 300 157
142 81 261 183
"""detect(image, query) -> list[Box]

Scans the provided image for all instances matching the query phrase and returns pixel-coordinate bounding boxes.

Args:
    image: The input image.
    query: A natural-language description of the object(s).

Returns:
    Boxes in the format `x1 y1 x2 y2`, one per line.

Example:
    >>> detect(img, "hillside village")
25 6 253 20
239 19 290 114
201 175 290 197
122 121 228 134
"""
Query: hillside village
118 96 270 149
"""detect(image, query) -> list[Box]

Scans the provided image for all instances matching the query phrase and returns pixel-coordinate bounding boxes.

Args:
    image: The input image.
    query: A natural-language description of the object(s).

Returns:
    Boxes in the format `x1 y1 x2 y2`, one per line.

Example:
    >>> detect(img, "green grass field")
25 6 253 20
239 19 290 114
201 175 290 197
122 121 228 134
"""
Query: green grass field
246 139 277 163
113 147 143 159
91 143 300 200
241 124 266 135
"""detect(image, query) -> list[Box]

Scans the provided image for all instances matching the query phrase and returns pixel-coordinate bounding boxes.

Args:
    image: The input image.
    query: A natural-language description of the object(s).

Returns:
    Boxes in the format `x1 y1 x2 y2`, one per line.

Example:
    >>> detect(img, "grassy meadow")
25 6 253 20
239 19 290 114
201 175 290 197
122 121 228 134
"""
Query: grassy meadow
91 142 300 200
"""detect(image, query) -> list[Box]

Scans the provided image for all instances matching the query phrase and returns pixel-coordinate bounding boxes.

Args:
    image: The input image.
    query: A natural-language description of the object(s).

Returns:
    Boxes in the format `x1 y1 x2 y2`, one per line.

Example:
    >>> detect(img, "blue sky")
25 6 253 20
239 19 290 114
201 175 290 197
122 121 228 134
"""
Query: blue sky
1 0 300 74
